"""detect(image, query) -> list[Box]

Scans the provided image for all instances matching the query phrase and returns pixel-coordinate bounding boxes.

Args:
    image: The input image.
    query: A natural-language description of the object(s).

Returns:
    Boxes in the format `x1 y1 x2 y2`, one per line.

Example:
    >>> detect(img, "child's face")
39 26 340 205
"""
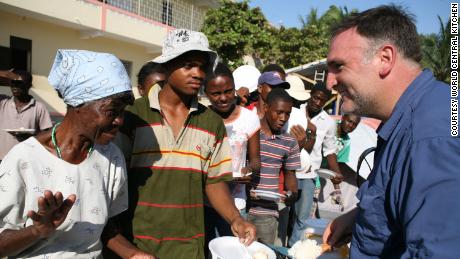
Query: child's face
205 75 235 113
264 100 292 133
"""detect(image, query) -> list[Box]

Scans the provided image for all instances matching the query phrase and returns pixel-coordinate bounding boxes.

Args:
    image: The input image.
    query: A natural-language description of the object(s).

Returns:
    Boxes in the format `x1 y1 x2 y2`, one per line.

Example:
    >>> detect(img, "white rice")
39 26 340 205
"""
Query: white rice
288 239 322 259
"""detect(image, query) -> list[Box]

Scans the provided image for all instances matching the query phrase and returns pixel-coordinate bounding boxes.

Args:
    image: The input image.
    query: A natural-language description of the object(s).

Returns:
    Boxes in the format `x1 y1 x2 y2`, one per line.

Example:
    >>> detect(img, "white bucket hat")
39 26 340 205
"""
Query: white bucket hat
233 65 261 92
286 74 310 101
151 29 218 69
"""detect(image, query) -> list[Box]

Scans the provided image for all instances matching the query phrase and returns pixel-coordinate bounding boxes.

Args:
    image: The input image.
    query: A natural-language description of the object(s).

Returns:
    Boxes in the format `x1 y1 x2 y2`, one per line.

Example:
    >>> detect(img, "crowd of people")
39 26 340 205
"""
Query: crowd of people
0 4 459 259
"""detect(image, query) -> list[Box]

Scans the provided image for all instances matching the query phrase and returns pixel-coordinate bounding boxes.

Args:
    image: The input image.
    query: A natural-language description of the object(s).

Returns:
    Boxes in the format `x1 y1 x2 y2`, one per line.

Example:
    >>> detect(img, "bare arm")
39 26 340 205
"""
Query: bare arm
206 182 239 223
205 182 256 245
0 69 18 85
101 213 156 259
323 207 357 247
0 191 75 257
327 153 343 186
0 227 44 257
284 170 298 193
106 234 156 259
236 130 261 183
323 121 342 186
246 130 261 175
282 170 299 206
305 122 317 153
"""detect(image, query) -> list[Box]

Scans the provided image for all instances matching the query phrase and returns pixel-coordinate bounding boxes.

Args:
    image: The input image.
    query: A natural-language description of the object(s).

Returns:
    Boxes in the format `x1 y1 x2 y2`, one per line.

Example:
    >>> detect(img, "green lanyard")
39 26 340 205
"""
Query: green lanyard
51 122 93 159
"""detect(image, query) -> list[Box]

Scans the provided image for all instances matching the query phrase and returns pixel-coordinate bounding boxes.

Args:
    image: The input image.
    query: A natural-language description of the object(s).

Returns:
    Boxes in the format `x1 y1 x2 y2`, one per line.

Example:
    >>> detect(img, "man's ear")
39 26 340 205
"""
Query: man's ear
378 44 396 78
257 84 263 94
263 102 269 113
137 85 145 95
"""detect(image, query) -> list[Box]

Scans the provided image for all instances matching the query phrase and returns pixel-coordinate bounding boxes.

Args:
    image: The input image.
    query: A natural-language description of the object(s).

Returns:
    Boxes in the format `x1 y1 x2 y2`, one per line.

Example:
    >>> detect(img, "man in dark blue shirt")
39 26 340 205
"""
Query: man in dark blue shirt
324 5 460 258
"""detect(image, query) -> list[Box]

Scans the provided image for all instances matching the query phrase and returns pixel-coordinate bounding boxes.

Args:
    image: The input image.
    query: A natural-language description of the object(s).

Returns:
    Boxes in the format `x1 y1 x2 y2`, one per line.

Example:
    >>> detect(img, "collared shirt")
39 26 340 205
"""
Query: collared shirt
0 95 52 160
351 69 460 258
248 131 300 217
294 104 337 179
118 84 232 259
335 121 351 163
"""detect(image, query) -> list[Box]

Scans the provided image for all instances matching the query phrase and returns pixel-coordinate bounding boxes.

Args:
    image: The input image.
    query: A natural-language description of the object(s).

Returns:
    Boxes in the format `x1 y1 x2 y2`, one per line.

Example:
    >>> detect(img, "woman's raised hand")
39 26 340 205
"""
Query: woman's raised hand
27 190 76 238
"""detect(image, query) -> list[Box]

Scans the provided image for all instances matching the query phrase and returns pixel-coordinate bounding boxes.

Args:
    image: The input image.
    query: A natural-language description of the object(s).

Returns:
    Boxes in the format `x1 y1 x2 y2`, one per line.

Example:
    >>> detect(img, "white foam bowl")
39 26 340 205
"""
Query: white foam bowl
209 236 276 259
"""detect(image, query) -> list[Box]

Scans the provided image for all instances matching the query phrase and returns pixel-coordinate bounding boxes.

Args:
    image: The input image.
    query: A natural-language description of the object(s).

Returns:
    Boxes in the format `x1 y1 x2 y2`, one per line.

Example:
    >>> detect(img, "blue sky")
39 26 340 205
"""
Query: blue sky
248 0 451 34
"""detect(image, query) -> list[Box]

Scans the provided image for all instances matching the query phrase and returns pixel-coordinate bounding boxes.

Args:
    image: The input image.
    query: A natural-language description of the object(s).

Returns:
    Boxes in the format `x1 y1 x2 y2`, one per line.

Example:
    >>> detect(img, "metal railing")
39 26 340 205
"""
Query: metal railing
101 0 207 30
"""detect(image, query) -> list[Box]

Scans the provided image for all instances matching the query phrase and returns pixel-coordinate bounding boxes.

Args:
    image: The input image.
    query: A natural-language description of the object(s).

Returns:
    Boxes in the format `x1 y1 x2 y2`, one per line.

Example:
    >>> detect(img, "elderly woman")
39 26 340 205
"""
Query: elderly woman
0 50 152 258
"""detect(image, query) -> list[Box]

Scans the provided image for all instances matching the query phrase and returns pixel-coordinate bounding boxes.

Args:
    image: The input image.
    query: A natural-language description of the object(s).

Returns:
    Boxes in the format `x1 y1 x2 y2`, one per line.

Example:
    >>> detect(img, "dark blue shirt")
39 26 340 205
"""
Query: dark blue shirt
351 70 460 258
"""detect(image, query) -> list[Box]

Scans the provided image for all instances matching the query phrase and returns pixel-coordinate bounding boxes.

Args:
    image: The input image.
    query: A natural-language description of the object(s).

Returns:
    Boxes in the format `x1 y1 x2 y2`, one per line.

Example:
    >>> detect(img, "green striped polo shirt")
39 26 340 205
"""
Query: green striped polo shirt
120 84 232 259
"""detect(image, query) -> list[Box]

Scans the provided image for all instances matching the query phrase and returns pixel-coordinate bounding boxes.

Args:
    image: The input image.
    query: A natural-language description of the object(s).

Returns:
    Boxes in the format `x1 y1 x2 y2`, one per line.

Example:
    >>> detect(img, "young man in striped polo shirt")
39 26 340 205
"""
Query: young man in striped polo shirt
111 29 256 259
247 88 300 245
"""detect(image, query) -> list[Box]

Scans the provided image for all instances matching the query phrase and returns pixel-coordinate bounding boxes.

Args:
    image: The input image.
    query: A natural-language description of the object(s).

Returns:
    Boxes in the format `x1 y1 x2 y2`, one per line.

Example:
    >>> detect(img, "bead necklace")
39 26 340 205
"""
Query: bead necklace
51 122 93 159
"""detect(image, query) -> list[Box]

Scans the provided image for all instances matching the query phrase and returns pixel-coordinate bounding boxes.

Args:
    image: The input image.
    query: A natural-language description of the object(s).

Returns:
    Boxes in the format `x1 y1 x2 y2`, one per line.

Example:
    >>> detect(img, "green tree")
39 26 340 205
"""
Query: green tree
273 5 356 68
299 6 357 33
274 27 307 68
273 25 328 68
201 3 357 69
299 8 319 28
420 16 451 83
319 6 355 32
201 0 274 69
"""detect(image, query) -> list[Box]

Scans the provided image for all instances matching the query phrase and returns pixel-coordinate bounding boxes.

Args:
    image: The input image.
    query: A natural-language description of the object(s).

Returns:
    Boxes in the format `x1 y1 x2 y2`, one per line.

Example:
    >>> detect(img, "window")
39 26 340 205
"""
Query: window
10 36 32 72
0 36 32 72
0 46 12 70
162 0 173 26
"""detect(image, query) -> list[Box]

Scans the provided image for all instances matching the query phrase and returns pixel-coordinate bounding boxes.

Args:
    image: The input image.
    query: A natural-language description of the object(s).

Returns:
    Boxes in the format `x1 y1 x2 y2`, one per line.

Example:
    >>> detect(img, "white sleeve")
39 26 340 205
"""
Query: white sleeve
0 149 26 233
322 119 338 157
108 147 129 218
246 110 261 138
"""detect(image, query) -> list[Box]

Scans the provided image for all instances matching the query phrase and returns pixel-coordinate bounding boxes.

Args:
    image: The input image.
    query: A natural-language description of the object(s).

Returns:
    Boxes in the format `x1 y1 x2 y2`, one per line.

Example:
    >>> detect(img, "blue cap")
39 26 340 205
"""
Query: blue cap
258 71 290 89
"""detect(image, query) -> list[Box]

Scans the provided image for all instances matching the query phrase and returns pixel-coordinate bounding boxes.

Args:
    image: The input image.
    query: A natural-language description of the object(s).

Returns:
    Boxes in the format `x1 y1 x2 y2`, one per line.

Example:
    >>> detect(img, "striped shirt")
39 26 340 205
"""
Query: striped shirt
248 131 300 217
118 84 232 259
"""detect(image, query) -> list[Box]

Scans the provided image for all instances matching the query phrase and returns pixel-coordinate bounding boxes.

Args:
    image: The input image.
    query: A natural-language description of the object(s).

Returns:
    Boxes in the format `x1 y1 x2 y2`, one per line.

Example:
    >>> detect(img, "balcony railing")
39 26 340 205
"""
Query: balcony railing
100 0 207 31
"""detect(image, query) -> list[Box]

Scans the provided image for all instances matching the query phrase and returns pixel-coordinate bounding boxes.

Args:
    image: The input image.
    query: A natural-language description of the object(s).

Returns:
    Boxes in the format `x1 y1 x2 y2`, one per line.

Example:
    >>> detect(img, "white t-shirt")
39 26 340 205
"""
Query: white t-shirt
0 137 128 259
225 106 260 177
224 107 260 208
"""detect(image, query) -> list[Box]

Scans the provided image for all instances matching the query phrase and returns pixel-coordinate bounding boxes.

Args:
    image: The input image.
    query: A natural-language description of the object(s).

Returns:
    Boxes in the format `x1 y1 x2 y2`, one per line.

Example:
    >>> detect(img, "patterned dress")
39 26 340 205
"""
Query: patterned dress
0 137 128 258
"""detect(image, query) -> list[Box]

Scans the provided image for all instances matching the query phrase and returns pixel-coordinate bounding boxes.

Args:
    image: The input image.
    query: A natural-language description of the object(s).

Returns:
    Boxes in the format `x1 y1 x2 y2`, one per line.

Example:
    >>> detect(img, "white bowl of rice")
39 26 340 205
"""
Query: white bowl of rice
209 236 276 259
